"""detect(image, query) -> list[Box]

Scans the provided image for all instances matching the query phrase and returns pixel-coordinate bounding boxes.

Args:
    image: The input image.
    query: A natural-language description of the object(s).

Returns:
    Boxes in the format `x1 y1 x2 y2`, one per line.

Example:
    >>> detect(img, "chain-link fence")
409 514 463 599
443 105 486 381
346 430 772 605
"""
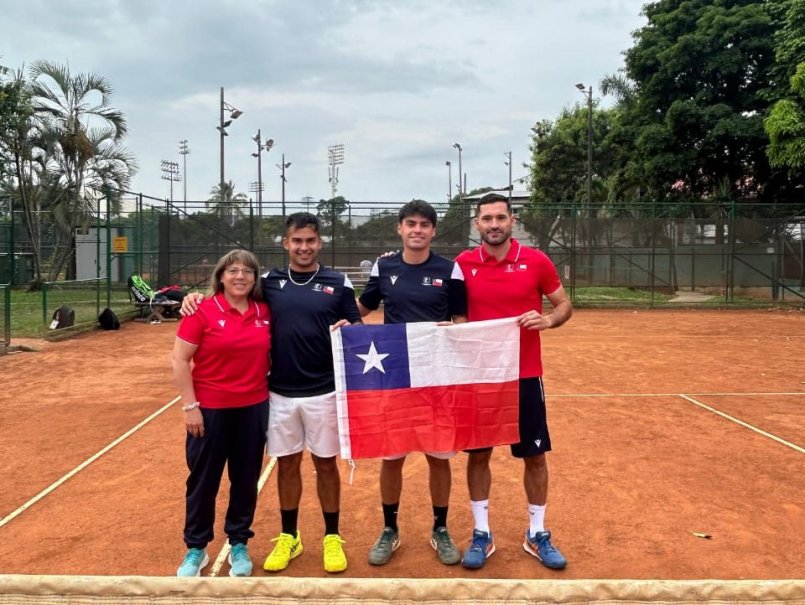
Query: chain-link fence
0 194 803 339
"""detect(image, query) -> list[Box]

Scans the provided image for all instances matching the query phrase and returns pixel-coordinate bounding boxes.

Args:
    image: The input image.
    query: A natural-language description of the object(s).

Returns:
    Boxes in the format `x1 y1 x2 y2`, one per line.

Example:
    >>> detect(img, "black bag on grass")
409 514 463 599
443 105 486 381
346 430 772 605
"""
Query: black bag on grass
51 305 75 329
98 307 120 330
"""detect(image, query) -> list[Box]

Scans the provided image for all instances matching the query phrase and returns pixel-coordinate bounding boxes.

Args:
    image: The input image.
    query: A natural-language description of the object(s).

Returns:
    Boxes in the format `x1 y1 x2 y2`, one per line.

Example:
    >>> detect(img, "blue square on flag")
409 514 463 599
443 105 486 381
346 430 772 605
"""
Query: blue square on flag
340 324 411 391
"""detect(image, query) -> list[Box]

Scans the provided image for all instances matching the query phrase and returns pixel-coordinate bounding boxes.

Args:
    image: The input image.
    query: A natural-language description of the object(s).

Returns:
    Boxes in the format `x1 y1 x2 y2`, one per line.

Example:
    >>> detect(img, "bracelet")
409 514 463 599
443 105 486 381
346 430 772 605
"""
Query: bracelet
182 401 200 412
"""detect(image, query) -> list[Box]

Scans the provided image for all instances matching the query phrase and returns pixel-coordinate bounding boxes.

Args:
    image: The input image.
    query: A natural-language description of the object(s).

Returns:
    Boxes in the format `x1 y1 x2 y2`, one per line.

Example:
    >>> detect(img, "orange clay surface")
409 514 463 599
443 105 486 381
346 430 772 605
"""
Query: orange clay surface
0 308 803 579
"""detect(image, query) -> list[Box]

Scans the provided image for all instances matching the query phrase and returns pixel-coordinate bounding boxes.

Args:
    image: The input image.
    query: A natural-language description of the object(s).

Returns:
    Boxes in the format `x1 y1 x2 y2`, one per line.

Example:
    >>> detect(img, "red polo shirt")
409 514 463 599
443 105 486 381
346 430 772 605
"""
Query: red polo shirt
455 239 561 378
177 293 271 408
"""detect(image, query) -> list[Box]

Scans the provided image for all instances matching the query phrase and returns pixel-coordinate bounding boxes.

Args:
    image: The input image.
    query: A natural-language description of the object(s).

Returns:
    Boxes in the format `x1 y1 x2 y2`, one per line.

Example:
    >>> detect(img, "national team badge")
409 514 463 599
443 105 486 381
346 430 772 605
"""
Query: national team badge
433 278 443 287
517 264 528 271
323 286 335 295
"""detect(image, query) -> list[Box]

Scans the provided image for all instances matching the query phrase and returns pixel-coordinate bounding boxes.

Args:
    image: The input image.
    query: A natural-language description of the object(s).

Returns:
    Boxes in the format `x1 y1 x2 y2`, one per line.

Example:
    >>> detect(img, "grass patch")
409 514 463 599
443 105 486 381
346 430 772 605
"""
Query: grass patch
572 287 673 304
8 285 136 338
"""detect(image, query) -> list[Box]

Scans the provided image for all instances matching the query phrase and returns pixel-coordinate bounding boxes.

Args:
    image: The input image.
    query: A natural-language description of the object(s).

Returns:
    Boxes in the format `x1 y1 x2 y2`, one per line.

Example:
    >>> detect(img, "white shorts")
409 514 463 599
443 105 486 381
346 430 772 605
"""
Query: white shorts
267 390 339 458
383 450 456 461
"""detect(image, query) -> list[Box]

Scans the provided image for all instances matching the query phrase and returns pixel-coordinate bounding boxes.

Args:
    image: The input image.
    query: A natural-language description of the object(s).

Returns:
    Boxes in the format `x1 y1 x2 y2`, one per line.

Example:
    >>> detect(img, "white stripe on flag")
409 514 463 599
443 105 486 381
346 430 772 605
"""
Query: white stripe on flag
407 317 520 387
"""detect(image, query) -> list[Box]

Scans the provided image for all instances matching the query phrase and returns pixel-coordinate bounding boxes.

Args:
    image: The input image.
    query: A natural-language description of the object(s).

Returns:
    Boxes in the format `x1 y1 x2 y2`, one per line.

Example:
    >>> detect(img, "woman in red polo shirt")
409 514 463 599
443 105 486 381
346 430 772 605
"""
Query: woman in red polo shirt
172 249 271 577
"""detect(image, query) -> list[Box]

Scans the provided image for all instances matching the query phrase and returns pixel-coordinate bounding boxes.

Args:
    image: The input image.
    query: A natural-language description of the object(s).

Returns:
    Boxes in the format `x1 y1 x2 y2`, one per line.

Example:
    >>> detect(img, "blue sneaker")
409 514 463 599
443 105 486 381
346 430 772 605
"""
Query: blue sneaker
177 547 209 577
461 529 495 569
228 543 253 577
523 530 567 569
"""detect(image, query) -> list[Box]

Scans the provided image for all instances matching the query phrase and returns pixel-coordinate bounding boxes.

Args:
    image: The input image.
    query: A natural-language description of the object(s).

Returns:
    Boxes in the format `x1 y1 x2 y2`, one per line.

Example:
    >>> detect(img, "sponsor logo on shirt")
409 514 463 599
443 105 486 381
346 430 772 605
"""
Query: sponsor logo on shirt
279 279 287 289
218 320 226 328
390 275 398 286
433 278 443 287
471 268 478 277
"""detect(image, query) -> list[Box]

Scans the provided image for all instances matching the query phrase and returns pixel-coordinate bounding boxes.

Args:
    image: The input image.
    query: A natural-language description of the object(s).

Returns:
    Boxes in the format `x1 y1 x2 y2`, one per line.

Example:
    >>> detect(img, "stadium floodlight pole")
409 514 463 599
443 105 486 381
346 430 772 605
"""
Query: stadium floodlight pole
452 143 463 198
445 160 452 202
504 151 512 203
251 130 274 221
328 144 345 200
160 160 180 202
277 153 292 220
576 83 593 210
216 86 243 223
179 140 190 213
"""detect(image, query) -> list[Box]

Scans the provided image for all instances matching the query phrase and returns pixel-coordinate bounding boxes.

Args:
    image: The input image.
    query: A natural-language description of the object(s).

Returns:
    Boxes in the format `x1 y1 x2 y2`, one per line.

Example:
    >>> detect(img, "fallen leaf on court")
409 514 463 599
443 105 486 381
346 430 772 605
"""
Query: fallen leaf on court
689 531 712 539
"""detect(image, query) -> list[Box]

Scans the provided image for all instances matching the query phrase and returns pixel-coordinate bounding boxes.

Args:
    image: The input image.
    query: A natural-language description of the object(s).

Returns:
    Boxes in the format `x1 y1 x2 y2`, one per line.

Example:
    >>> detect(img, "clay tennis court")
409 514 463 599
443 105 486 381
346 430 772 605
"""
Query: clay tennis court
0 308 803 585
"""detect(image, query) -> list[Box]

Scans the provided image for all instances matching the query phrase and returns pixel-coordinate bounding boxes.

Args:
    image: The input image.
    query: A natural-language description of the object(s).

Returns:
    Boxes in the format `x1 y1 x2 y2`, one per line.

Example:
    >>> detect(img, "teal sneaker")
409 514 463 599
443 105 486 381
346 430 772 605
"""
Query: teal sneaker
431 527 461 565
177 548 209 577
228 543 253 577
368 527 400 565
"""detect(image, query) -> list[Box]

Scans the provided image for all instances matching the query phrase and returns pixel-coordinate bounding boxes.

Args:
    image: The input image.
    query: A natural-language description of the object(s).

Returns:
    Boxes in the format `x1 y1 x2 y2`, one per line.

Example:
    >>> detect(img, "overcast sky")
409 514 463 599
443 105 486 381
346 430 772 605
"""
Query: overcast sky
2 0 646 208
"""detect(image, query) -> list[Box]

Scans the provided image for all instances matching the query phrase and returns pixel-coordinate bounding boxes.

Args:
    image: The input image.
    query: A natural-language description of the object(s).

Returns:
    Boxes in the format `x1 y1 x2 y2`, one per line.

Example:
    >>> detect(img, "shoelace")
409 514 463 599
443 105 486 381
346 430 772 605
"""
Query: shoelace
433 531 452 548
271 535 294 556
324 536 344 555
471 534 488 551
231 545 248 561
537 535 557 553
378 530 396 547
185 550 203 565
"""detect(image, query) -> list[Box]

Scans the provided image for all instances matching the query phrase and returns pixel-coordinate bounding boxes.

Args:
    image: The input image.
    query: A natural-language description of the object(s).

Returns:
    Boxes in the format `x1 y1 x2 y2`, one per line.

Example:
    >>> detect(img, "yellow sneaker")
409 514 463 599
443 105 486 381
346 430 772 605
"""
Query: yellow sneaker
323 534 348 573
263 531 303 572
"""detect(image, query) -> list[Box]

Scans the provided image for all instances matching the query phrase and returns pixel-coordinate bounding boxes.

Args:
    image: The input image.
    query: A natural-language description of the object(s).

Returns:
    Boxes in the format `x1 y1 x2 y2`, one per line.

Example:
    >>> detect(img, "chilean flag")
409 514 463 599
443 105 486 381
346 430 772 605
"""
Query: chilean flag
331 318 521 459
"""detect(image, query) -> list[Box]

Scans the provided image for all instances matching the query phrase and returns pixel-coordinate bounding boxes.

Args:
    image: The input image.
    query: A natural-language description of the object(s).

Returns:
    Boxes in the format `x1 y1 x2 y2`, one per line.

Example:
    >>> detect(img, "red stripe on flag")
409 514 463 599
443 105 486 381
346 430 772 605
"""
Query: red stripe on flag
341 380 520 459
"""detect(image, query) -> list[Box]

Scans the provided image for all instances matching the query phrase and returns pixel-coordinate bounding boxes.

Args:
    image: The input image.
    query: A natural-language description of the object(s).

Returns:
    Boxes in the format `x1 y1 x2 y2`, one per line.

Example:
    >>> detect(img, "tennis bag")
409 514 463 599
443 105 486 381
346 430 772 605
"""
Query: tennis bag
51 305 75 329
98 307 120 330
128 274 155 303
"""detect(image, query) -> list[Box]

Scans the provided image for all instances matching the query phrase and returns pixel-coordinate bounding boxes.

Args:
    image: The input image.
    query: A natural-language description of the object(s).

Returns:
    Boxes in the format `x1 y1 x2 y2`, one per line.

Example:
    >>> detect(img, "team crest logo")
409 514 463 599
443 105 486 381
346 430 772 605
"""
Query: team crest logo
218 320 226 328
313 283 323 291
505 264 515 272
279 279 287 289
390 275 398 285
422 277 432 286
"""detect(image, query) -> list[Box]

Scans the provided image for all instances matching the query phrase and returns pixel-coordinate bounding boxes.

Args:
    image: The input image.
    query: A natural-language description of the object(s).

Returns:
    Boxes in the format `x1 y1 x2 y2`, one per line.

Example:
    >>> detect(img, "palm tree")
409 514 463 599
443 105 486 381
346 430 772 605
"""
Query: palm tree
27 60 137 281
207 180 248 226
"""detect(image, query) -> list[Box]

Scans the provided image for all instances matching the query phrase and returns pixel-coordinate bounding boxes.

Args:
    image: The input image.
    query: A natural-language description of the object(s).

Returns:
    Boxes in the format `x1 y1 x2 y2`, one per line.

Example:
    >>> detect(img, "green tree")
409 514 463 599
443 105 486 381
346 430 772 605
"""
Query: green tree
206 180 248 225
622 0 777 200
765 63 805 169
28 60 137 282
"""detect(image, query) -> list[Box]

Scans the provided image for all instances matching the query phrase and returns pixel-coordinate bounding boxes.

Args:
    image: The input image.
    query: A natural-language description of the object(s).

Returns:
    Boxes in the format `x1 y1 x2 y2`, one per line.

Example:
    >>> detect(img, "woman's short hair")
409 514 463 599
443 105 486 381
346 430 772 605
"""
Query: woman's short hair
208 249 263 300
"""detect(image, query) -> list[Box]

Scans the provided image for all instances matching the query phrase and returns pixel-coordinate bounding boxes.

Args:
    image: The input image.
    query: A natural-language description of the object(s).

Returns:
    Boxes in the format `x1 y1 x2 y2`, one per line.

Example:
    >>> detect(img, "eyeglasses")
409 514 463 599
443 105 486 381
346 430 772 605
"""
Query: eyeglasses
224 267 256 276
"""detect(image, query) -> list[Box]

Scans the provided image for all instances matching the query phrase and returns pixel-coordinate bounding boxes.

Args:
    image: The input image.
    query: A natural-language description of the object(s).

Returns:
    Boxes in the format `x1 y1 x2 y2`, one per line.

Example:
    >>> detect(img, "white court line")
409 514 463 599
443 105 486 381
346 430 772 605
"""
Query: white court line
0 396 181 530
679 394 805 454
551 392 805 398
208 456 277 577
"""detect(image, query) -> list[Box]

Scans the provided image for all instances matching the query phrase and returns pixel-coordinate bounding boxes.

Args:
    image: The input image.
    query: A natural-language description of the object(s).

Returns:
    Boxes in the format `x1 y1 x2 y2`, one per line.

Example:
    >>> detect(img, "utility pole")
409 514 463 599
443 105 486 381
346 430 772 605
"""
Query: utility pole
160 160 180 202
328 144 345 200
178 140 190 213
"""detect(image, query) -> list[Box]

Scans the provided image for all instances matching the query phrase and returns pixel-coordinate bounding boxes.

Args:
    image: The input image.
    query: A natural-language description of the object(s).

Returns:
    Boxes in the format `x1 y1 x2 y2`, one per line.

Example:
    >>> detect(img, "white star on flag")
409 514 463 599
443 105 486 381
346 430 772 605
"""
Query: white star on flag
356 341 389 374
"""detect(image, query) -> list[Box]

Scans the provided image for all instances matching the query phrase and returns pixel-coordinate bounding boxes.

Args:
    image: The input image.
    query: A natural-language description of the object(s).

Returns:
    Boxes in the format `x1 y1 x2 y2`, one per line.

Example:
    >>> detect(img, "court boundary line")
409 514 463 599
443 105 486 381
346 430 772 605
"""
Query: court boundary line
0 396 181 530
208 456 277 577
678 394 805 454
